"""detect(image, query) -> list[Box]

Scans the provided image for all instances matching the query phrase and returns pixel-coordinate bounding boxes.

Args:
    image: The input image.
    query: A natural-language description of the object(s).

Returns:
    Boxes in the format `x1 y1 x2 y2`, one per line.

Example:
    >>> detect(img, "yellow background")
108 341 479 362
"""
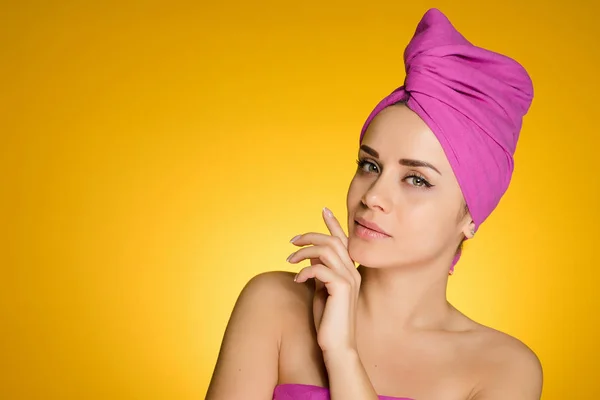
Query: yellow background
2 1 598 398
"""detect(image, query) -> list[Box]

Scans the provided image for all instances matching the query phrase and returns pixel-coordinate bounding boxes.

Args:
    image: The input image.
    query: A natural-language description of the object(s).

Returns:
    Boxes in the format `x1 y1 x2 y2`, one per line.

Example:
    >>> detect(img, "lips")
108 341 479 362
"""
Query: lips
354 217 391 236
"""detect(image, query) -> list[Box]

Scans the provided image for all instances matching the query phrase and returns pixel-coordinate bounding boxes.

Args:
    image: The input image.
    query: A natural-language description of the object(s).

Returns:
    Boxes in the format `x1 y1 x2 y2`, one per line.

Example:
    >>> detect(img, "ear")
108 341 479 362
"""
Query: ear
459 211 476 240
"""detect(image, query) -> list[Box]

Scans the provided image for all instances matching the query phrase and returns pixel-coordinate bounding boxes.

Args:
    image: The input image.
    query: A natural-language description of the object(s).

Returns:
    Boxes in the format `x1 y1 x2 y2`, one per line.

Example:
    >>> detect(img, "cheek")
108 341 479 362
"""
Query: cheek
346 175 365 209
403 197 458 239
398 200 462 262
392 205 446 252
348 198 458 267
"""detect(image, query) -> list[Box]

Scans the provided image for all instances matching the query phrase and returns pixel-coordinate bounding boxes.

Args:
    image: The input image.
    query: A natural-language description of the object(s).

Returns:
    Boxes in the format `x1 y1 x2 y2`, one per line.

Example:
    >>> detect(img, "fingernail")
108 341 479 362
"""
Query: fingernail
286 252 295 262
323 207 333 217
293 273 299 282
290 235 301 243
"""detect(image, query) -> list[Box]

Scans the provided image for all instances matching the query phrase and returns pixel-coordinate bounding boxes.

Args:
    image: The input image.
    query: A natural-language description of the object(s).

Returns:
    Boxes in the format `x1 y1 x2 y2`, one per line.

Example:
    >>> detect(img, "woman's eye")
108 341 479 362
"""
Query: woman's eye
406 175 432 188
364 162 378 173
356 159 379 173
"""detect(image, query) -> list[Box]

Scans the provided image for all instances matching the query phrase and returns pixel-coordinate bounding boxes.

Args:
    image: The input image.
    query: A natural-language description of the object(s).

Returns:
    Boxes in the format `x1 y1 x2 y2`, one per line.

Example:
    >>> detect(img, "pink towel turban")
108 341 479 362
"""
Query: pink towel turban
359 8 534 271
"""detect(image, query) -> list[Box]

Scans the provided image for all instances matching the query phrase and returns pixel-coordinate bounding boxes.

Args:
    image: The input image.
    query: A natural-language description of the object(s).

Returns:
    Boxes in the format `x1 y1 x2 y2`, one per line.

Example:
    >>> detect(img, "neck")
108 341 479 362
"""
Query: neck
357 261 453 333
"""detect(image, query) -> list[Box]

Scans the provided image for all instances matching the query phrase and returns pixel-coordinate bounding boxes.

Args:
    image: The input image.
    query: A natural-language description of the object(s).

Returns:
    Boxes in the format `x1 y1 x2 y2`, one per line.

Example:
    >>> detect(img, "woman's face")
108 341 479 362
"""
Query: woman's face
346 103 473 270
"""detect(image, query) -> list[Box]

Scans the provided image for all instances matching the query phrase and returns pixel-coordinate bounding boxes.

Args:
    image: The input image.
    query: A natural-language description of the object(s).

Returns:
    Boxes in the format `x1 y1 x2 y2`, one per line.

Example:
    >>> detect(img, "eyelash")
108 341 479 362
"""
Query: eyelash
355 158 434 188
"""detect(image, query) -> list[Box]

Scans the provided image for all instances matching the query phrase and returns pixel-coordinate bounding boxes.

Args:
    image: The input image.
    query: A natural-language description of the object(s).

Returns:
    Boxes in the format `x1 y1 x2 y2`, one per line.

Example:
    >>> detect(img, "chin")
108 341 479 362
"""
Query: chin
348 239 391 269
348 237 433 269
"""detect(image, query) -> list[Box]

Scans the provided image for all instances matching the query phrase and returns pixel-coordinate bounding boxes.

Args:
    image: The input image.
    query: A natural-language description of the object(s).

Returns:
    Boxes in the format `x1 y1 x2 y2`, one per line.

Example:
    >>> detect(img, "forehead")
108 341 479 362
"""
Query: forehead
361 104 450 168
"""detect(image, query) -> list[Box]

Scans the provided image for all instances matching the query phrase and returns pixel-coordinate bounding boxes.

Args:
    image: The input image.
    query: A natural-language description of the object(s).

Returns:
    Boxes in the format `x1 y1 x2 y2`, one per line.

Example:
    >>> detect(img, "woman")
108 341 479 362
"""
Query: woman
206 8 542 400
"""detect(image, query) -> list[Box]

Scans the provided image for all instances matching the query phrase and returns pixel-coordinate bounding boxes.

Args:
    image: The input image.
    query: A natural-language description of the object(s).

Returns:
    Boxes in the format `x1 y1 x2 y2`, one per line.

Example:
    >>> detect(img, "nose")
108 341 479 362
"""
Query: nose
361 173 392 213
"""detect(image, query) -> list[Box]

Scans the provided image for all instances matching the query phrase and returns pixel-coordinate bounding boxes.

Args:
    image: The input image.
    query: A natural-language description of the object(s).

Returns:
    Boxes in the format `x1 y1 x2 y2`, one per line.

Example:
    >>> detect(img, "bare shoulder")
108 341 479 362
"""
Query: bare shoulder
205 271 312 399
241 270 313 311
224 270 313 338
469 324 543 399
474 324 542 372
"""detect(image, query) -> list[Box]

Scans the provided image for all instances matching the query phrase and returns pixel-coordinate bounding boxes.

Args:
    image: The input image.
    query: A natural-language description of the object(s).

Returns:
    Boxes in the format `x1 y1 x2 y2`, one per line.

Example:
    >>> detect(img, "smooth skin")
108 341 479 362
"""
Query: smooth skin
205 104 543 400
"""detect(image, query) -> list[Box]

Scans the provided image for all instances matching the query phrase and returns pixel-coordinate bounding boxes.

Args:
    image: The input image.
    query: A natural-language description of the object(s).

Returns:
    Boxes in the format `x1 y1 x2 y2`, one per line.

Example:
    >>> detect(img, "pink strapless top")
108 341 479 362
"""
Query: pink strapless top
273 383 414 400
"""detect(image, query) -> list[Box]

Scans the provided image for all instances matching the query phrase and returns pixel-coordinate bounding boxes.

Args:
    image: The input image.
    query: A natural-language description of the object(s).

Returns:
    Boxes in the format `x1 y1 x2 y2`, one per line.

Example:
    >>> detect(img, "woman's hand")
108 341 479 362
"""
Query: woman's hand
287 207 361 357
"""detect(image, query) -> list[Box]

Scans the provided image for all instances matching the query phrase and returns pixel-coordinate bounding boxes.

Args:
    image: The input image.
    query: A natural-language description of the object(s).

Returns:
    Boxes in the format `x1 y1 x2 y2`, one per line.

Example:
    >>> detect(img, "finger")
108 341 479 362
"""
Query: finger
287 232 361 285
289 232 357 282
290 233 350 261
310 257 326 295
288 244 350 278
295 264 352 295
322 207 348 248
290 232 331 247
312 285 326 331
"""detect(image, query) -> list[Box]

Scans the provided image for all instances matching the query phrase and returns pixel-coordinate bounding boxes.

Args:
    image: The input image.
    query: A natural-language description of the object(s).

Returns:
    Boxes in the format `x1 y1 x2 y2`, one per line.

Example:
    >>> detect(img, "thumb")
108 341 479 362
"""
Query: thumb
309 257 327 330
310 257 325 291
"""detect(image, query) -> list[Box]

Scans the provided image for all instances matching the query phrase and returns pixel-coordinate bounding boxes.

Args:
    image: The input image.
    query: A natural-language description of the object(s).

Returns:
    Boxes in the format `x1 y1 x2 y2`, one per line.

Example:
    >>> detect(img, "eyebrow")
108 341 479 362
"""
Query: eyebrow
359 144 442 175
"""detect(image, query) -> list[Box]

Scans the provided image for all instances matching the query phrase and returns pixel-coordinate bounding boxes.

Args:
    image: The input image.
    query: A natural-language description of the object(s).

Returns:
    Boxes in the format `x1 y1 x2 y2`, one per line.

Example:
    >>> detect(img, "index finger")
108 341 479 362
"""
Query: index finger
322 207 348 248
